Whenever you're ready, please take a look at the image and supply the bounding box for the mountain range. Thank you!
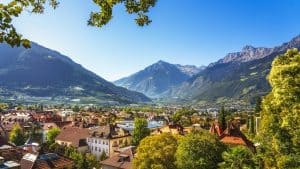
[115,35,300,105]
[1,35,300,106]
[0,42,150,104]
[114,61,204,98]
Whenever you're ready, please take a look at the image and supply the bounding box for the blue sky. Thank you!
[12,0,300,81]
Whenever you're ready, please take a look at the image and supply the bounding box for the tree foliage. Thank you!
[46,127,60,144]
[132,117,150,145]
[49,144,100,169]
[0,0,156,48]
[99,151,108,161]
[175,130,225,169]
[218,146,256,169]
[218,106,227,131]
[172,108,197,126]
[133,133,179,169]
[254,97,262,115]
[0,103,8,112]
[258,48,300,168]
[9,123,26,146]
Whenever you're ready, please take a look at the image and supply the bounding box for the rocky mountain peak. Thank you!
[242,45,256,52]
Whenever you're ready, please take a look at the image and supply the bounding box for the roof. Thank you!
[33,154,73,169]
[100,146,135,169]
[55,127,89,147]
[0,161,20,169]
[209,122,222,136]
[20,153,73,169]
[90,125,130,139]
[42,123,58,130]
[21,153,38,169]
[219,121,255,152]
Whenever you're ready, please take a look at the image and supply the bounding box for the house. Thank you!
[210,120,255,152]
[55,127,89,153]
[87,125,131,159]
[0,156,20,169]
[41,122,72,143]
[151,124,191,135]
[209,122,223,136]
[100,146,135,169]
[32,111,62,123]
[20,153,73,169]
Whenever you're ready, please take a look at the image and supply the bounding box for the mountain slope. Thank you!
[0,42,150,104]
[164,35,300,104]
[114,60,203,98]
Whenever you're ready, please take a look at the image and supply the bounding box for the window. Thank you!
[95,140,97,144]
[95,147,97,151]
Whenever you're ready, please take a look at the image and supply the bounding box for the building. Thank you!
[87,125,131,159]
[210,120,255,152]
[100,146,135,169]
[0,156,20,169]
[55,127,89,153]
[41,122,72,143]
[20,153,73,169]
[151,124,192,135]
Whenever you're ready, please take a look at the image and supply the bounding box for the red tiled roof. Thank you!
[219,121,255,152]
[55,127,89,147]
[220,136,247,146]
[100,147,135,169]
[33,155,73,169]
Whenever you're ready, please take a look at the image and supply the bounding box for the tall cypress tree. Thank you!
[218,106,227,131]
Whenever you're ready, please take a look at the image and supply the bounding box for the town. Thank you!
[0,103,261,169]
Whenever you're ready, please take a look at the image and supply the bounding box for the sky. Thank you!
[10,0,300,81]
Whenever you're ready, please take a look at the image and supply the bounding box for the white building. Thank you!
[87,125,131,160]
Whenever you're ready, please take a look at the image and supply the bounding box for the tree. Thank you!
[99,151,108,161]
[133,133,178,169]
[218,146,256,169]
[0,0,157,48]
[218,106,227,131]
[9,123,26,146]
[172,108,197,126]
[258,49,300,168]
[175,130,225,169]
[86,154,100,169]
[132,117,150,145]
[248,115,255,135]
[69,151,85,169]
[0,103,8,112]
[46,127,60,144]
[72,105,80,112]
[254,97,262,115]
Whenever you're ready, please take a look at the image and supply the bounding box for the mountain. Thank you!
[164,35,300,105]
[0,42,150,104]
[114,60,204,98]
